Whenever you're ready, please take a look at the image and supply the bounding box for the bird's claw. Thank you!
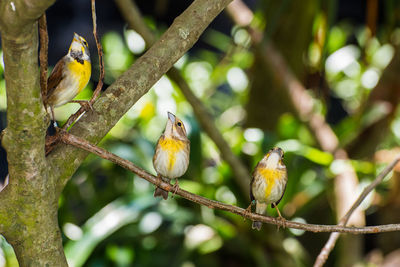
[244,203,253,222]
[271,203,286,231]
[70,100,93,112]
[171,179,179,197]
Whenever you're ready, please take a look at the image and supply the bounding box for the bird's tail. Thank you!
[252,202,268,231]
[154,176,170,200]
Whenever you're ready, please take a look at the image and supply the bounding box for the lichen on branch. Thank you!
[47,0,234,192]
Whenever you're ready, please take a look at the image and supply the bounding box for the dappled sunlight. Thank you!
[125,29,146,54]
[2,0,400,266]
[139,212,162,233]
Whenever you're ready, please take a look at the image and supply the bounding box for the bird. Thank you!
[248,147,288,230]
[43,32,91,121]
[153,112,190,200]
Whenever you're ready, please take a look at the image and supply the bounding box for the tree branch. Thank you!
[346,47,400,158]
[168,68,251,194]
[0,1,68,265]
[226,1,364,263]
[0,0,51,188]
[256,40,364,229]
[0,0,55,37]
[48,0,233,193]
[314,153,400,267]
[60,131,400,234]
[114,0,156,45]
[114,0,250,196]
[0,187,10,233]
[39,13,48,100]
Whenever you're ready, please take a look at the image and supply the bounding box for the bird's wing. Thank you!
[274,183,287,207]
[45,58,65,102]
[272,169,288,207]
[153,135,164,165]
[249,163,261,203]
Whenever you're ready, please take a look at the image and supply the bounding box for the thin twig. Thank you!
[314,153,400,267]
[49,0,234,192]
[39,13,48,102]
[168,68,251,194]
[39,13,54,156]
[59,131,400,234]
[88,0,105,103]
[226,1,365,263]
[62,0,104,130]
[114,0,251,196]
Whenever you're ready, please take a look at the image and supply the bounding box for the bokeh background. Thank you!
[1,0,400,266]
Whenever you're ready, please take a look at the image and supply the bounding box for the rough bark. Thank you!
[0,0,68,265]
[48,0,233,193]
[114,0,250,195]
[0,0,232,265]
[1,185,65,266]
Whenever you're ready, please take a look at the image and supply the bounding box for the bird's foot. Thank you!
[273,204,286,231]
[171,179,180,198]
[244,202,254,222]
[70,100,93,112]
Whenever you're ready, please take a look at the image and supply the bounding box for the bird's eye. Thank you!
[177,122,182,127]
[83,40,88,46]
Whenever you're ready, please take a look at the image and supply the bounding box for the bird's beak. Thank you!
[271,147,284,158]
[167,112,176,124]
[73,32,81,42]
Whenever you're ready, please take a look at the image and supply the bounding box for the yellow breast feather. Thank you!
[159,137,186,171]
[259,168,284,199]
[68,60,91,93]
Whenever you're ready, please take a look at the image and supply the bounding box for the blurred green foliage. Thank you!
[1,1,400,266]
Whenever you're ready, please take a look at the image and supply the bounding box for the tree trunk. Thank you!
[3,190,67,266]
[0,0,233,265]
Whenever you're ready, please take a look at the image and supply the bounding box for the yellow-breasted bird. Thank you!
[153,112,190,200]
[43,33,91,120]
[249,147,288,230]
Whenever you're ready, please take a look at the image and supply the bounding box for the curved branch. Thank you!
[226,1,365,263]
[226,1,369,264]
[169,69,251,194]
[314,153,400,267]
[346,47,400,158]
[115,0,250,196]
[60,131,400,235]
[48,0,233,193]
